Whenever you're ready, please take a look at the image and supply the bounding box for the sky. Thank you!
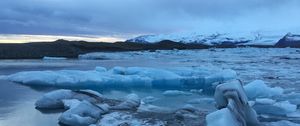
[0,0,300,43]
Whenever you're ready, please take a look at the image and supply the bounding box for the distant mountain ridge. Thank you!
[127,32,299,47]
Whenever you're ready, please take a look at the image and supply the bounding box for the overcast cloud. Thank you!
[0,0,300,38]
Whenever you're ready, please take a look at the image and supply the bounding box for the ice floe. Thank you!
[278,92,300,105]
[253,100,297,116]
[43,56,67,60]
[187,97,215,105]
[162,90,192,96]
[110,94,140,110]
[287,110,300,118]
[265,120,300,126]
[2,66,237,90]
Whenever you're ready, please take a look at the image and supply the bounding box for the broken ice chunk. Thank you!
[244,80,283,100]
[253,100,297,116]
[162,90,192,97]
[278,92,300,106]
[35,89,102,109]
[206,108,240,126]
[59,101,108,126]
[265,120,300,126]
[187,98,215,105]
[110,94,140,110]
[141,96,159,104]
[255,98,276,105]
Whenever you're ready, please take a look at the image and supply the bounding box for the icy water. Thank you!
[0,48,300,126]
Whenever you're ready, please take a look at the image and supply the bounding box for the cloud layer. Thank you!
[0,0,300,38]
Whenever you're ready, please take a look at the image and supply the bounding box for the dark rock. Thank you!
[275,33,300,48]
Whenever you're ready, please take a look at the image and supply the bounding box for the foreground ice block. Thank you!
[59,100,108,126]
[206,80,260,126]
[206,108,240,126]
[35,89,144,126]
[3,66,236,90]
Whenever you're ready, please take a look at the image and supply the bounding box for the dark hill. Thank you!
[275,33,300,48]
[0,39,209,59]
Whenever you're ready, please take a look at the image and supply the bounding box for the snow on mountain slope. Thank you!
[127,32,284,46]
[284,33,300,41]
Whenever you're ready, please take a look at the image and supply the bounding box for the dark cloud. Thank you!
[0,0,299,37]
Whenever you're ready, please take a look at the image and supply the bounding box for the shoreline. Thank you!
[0,39,297,59]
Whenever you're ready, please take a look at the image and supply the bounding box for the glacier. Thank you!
[127,31,285,46]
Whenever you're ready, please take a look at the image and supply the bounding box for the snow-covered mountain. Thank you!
[127,32,288,46]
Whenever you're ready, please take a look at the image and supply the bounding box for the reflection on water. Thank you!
[0,80,59,126]
[0,100,59,126]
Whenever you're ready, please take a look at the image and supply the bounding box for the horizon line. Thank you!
[0,34,126,43]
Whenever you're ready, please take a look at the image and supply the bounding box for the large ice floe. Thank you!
[1,66,237,90]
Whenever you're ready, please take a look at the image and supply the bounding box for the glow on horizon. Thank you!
[0,34,126,43]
